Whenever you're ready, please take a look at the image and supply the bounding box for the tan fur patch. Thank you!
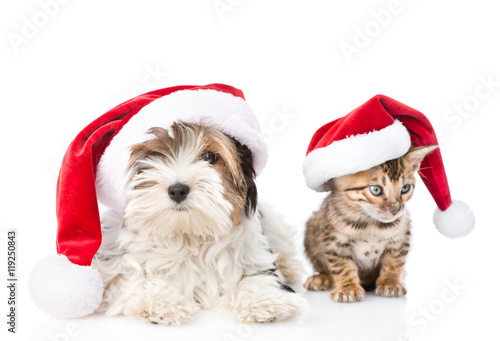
[204,131,248,226]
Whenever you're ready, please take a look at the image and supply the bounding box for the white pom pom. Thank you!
[433,200,475,238]
[29,254,103,318]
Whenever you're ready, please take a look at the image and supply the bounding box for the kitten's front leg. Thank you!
[324,252,365,303]
[375,241,409,297]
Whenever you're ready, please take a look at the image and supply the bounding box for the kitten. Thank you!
[304,145,437,302]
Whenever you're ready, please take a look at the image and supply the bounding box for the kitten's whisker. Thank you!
[418,173,431,183]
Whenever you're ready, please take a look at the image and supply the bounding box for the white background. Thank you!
[1,0,499,340]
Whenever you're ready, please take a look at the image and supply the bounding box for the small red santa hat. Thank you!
[29,84,268,318]
[303,94,475,239]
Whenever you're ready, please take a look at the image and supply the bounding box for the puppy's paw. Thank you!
[329,284,365,303]
[234,293,306,324]
[375,279,407,298]
[124,280,200,325]
[225,275,306,323]
[143,300,200,325]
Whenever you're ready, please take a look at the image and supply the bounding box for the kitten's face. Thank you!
[332,145,437,223]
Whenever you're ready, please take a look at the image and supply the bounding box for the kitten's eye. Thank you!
[401,184,411,194]
[369,185,383,196]
[201,151,218,165]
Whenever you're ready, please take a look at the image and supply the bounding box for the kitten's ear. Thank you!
[326,178,337,192]
[405,145,438,172]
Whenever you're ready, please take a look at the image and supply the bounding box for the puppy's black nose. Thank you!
[168,183,190,203]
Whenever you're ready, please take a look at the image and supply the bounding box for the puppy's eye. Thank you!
[401,184,411,194]
[201,151,217,165]
[369,185,383,196]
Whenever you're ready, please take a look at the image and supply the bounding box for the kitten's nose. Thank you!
[390,208,401,216]
[168,183,190,203]
[389,201,402,215]
[389,205,402,215]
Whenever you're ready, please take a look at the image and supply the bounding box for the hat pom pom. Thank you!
[29,254,103,318]
[433,200,475,238]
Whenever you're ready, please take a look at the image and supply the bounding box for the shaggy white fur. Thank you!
[259,202,305,285]
[95,207,305,324]
[93,126,305,324]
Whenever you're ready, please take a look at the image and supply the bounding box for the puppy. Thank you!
[93,122,305,324]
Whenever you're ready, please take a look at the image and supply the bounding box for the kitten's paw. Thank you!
[329,284,365,303]
[304,274,333,291]
[375,279,407,298]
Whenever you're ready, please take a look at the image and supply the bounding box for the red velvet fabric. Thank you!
[56,84,244,266]
[306,94,452,212]
[378,95,451,212]
[306,97,396,156]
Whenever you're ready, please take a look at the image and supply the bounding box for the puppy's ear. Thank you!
[233,139,257,216]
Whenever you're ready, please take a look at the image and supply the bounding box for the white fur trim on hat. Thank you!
[303,120,411,192]
[433,200,475,238]
[96,89,268,213]
[29,255,104,318]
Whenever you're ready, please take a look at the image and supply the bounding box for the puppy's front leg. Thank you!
[222,275,305,323]
[122,277,200,325]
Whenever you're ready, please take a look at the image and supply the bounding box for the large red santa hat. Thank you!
[303,94,475,239]
[29,83,268,318]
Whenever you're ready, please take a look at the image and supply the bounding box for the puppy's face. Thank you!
[124,122,257,238]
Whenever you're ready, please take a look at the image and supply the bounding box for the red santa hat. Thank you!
[29,84,268,318]
[303,94,475,239]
